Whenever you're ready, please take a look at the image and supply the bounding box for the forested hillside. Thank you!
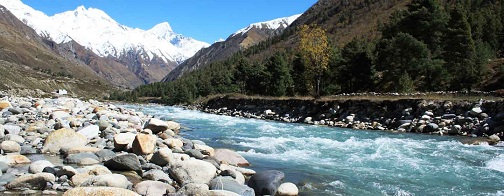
[112,0,504,104]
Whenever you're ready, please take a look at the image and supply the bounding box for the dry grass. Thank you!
[197,93,504,103]
[0,60,114,98]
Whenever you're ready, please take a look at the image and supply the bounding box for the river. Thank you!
[124,104,504,196]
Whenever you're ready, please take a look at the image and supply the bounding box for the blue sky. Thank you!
[21,0,317,43]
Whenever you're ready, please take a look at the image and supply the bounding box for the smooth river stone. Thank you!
[42,128,87,154]
[247,170,284,196]
[79,174,132,189]
[213,149,250,166]
[63,187,139,196]
[170,159,217,185]
[7,173,55,190]
[144,118,169,134]
[134,180,176,195]
[104,153,141,172]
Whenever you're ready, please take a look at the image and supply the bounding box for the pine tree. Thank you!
[443,4,479,90]
[382,0,448,57]
[375,33,432,92]
[339,39,374,93]
[291,55,309,95]
[265,52,293,96]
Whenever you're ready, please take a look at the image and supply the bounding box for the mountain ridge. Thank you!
[0,0,210,87]
[0,5,113,97]
[162,14,301,82]
[0,0,209,63]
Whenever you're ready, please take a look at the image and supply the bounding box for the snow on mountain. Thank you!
[232,14,301,36]
[0,0,209,64]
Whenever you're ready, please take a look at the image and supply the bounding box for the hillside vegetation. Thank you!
[113,0,504,104]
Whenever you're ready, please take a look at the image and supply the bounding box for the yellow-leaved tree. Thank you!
[298,24,330,98]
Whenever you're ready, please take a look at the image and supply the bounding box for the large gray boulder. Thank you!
[80,174,132,189]
[247,170,284,196]
[134,180,176,196]
[210,176,254,196]
[150,147,175,166]
[170,159,217,185]
[42,128,87,154]
[144,118,169,134]
[7,173,55,190]
[104,153,141,172]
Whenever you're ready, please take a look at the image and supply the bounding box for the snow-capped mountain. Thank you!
[0,0,209,64]
[232,14,301,36]
[163,14,301,82]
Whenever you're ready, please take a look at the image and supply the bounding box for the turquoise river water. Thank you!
[124,104,504,196]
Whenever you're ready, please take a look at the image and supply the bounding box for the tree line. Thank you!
[110,0,504,104]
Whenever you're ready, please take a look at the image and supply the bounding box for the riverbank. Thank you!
[136,102,504,195]
[0,92,298,196]
[194,94,504,145]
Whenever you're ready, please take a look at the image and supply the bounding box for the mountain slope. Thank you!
[0,0,210,86]
[0,5,112,97]
[291,0,411,44]
[162,14,300,82]
[165,0,410,82]
[43,39,145,88]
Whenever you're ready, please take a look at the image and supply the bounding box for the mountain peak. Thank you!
[148,22,174,37]
[66,5,115,23]
[233,14,302,36]
[75,5,86,12]
[0,0,209,64]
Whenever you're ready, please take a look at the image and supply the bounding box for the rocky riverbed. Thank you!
[199,96,504,145]
[0,92,298,196]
